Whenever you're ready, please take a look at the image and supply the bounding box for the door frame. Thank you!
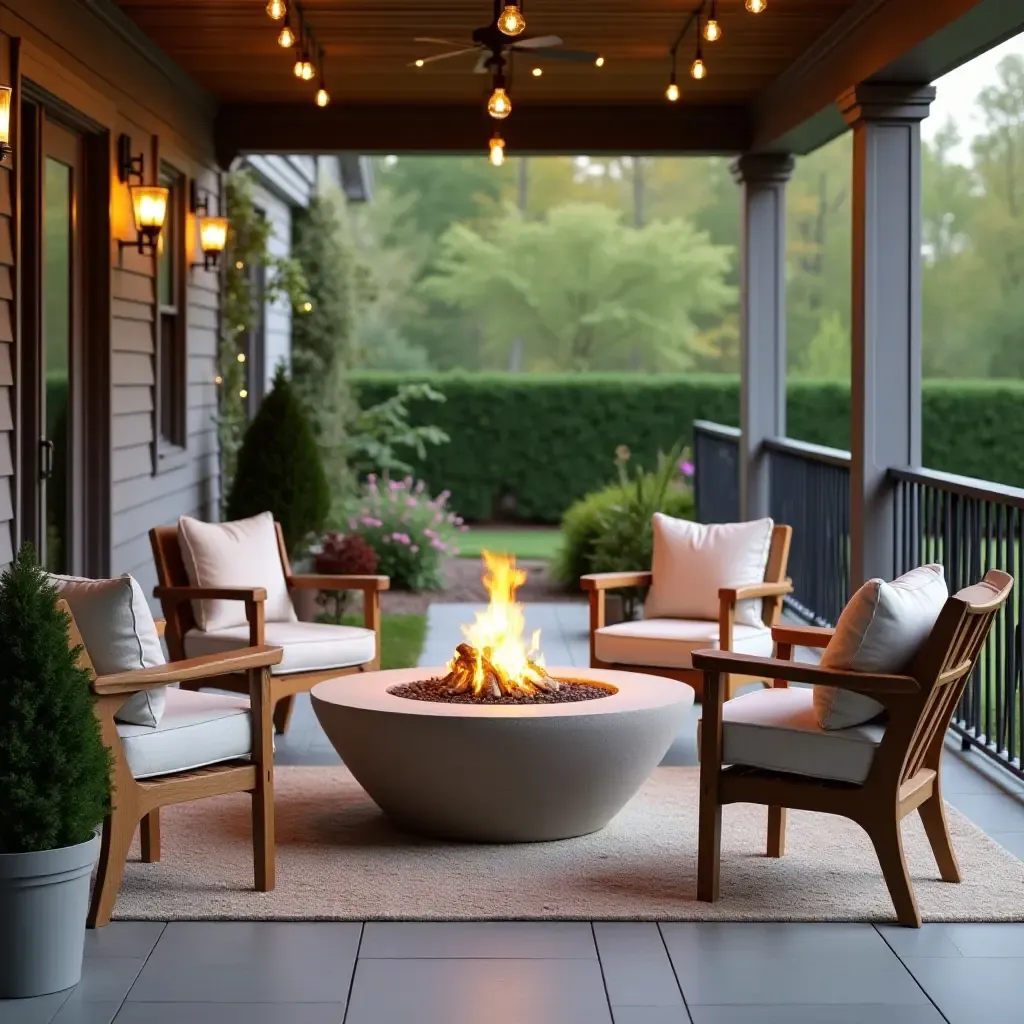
[17,83,110,577]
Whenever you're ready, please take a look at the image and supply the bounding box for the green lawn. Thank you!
[458,527,562,561]
[342,613,427,670]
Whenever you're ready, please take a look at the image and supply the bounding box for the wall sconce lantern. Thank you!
[0,86,13,162]
[118,134,168,255]
[191,181,228,271]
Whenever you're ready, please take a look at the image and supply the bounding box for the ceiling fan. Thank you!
[409,1,600,74]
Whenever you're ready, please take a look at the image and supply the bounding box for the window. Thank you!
[155,163,187,460]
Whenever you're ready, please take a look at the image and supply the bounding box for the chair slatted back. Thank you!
[900,570,1013,785]
[761,525,793,628]
[149,526,196,658]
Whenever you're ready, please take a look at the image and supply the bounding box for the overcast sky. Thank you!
[925,31,1024,163]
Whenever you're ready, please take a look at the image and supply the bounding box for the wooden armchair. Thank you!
[62,601,284,928]
[151,522,389,735]
[692,569,1013,927]
[582,524,793,700]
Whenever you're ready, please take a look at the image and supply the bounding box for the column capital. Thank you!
[838,83,936,127]
[730,153,795,186]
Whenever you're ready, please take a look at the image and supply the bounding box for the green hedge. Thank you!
[349,373,1024,523]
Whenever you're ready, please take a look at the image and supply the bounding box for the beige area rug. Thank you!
[113,766,1024,923]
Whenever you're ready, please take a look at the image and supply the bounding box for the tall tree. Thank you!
[421,202,735,372]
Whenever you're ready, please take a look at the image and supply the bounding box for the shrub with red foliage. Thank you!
[315,532,379,576]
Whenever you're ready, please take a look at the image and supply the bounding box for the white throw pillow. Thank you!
[644,514,774,628]
[178,512,296,631]
[52,574,167,728]
[815,563,948,730]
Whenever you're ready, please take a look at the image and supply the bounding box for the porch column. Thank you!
[840,84,934,586]
[731,153,794,522]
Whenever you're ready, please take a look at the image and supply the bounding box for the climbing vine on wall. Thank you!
[218,170,309,502]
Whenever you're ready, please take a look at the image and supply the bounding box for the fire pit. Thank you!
[311,553,693,842]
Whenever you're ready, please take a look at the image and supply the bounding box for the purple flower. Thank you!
[361,516,382,528]
[389,480,402,492]
[406,497,417,507]
[411,544,419,553]
[679,460,695,478]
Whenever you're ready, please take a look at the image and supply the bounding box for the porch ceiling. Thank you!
[110,0,1024,158]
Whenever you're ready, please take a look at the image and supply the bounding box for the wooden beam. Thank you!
[751,0,1024,154]
[214,103,752,164]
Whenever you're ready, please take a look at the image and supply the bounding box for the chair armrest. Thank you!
[153,585,267,604]
[581,571,653,591]
[288,574,390,593]
[718,579,793,603]
[771,624,835,649]
[91,645,284,695]
[690,649,920,695]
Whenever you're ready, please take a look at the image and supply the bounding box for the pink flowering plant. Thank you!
[345,474,465,591]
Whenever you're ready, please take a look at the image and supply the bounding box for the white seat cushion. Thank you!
[644,514,774,627]
[178,512,297,631]
[595,618,773,670]
[183,620,375,674]
[117,688,253,780]
[816,563,948,730]
[721,686,884,784]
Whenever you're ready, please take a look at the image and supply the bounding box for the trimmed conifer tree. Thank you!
[0,545,112,854]
[226,364,331,557]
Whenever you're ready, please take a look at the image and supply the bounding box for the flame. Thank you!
[454,551,547,695]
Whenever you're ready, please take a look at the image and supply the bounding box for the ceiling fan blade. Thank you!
[508,35,563,50]
[409,46,482,67]
[473,50,493,74]
[414,37,467,47]
[531,47,601,63]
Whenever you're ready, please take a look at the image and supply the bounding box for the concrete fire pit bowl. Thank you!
[311,666,694,842]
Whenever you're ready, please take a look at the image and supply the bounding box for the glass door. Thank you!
[21,111,84,575]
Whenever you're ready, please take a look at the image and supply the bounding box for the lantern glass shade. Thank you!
[130,185,169,243]
[0,85,11,157]
[199,216,228,256]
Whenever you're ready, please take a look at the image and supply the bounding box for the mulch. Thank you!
[379,557,584,615]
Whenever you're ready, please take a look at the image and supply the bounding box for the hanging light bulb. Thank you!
[595,55,605,67]
[489,133,506,167]
[414,59,425,67]
[278,21,295,48]
[531,67,543,77]
[691,31,707,80]
[301,58,315,81]
[745,0,767,12]
[316,86,330,107]
[497,4,526,37]
[704,1,722,41]
[266,0,286,22]
[666,76,680,103]
[293,57,305,77]
[487,73,512,119]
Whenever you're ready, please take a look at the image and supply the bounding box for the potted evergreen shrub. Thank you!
[226,363,331,560]
[0,546,112,997]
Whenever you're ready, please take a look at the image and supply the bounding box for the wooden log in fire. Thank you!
[440,643,562,697]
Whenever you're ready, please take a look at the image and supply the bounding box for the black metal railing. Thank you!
[693,420,740,524]
[892,467,1024,778]
[765,437,852,628]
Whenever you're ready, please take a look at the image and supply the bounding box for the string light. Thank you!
[666,76,679,102]
[414,59,425,67]
[235,260,244,270]
[237,353,247,363]
[293,57,305,77]
[595,55,605,67]
[497,4,526,37]
[239,389,249,399]
[278,24,295,48]
[704,0,722,41]
[487,73,512,119]
[489,133,506,167]
[214,375,223,385]
[531,67,543,77]
[266,0,286,21]
[316,86,329,106]
[745,0,767,12]
[303,301,313,312]
[691,25,707,80]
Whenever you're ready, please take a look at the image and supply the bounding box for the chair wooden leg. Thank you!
[250,667,276,892]
[697,669,725,903]
[919,792,961,883]
[88,806,137,929]
[767,806,787,858]
[272,694,295,735]
[869,822,921,927]
[140,810,161,863]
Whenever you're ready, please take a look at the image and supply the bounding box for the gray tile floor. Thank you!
[8,603,1024,1024]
